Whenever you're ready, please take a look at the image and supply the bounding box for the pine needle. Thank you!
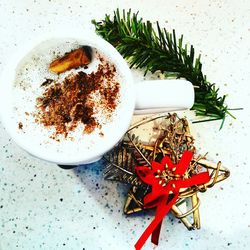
[92,9,234,128]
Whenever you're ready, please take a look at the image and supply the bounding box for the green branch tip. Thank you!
[92,9,234,128]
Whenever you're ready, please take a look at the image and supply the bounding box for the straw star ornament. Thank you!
[103,113,230,249]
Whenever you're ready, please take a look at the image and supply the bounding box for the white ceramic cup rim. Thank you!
[0,30,135,165]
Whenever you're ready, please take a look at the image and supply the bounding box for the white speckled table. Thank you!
[0,1,250,250]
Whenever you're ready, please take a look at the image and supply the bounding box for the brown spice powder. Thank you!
[35,59,120,138]
[18,122,23,130]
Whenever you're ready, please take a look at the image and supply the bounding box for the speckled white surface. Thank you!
[0,1,250,250]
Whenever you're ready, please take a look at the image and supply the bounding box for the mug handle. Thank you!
[134,79,194,114]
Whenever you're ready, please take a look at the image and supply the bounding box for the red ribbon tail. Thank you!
[151,220,162,245]
[134,195,178,250]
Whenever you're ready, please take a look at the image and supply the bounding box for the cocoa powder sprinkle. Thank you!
[18,122,23,130]
[35,57,120,138]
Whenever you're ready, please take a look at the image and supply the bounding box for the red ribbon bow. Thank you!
[135,151,210,250]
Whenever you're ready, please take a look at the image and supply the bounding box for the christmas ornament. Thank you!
[103,113,230,249]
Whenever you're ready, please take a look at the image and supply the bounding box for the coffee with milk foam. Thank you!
[12,38,128,163]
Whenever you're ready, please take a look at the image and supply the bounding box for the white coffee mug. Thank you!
[0,31,194,165]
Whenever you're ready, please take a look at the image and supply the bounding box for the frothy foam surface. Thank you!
[11,38,131,163]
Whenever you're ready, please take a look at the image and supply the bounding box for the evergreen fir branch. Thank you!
[92,9,233,126]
